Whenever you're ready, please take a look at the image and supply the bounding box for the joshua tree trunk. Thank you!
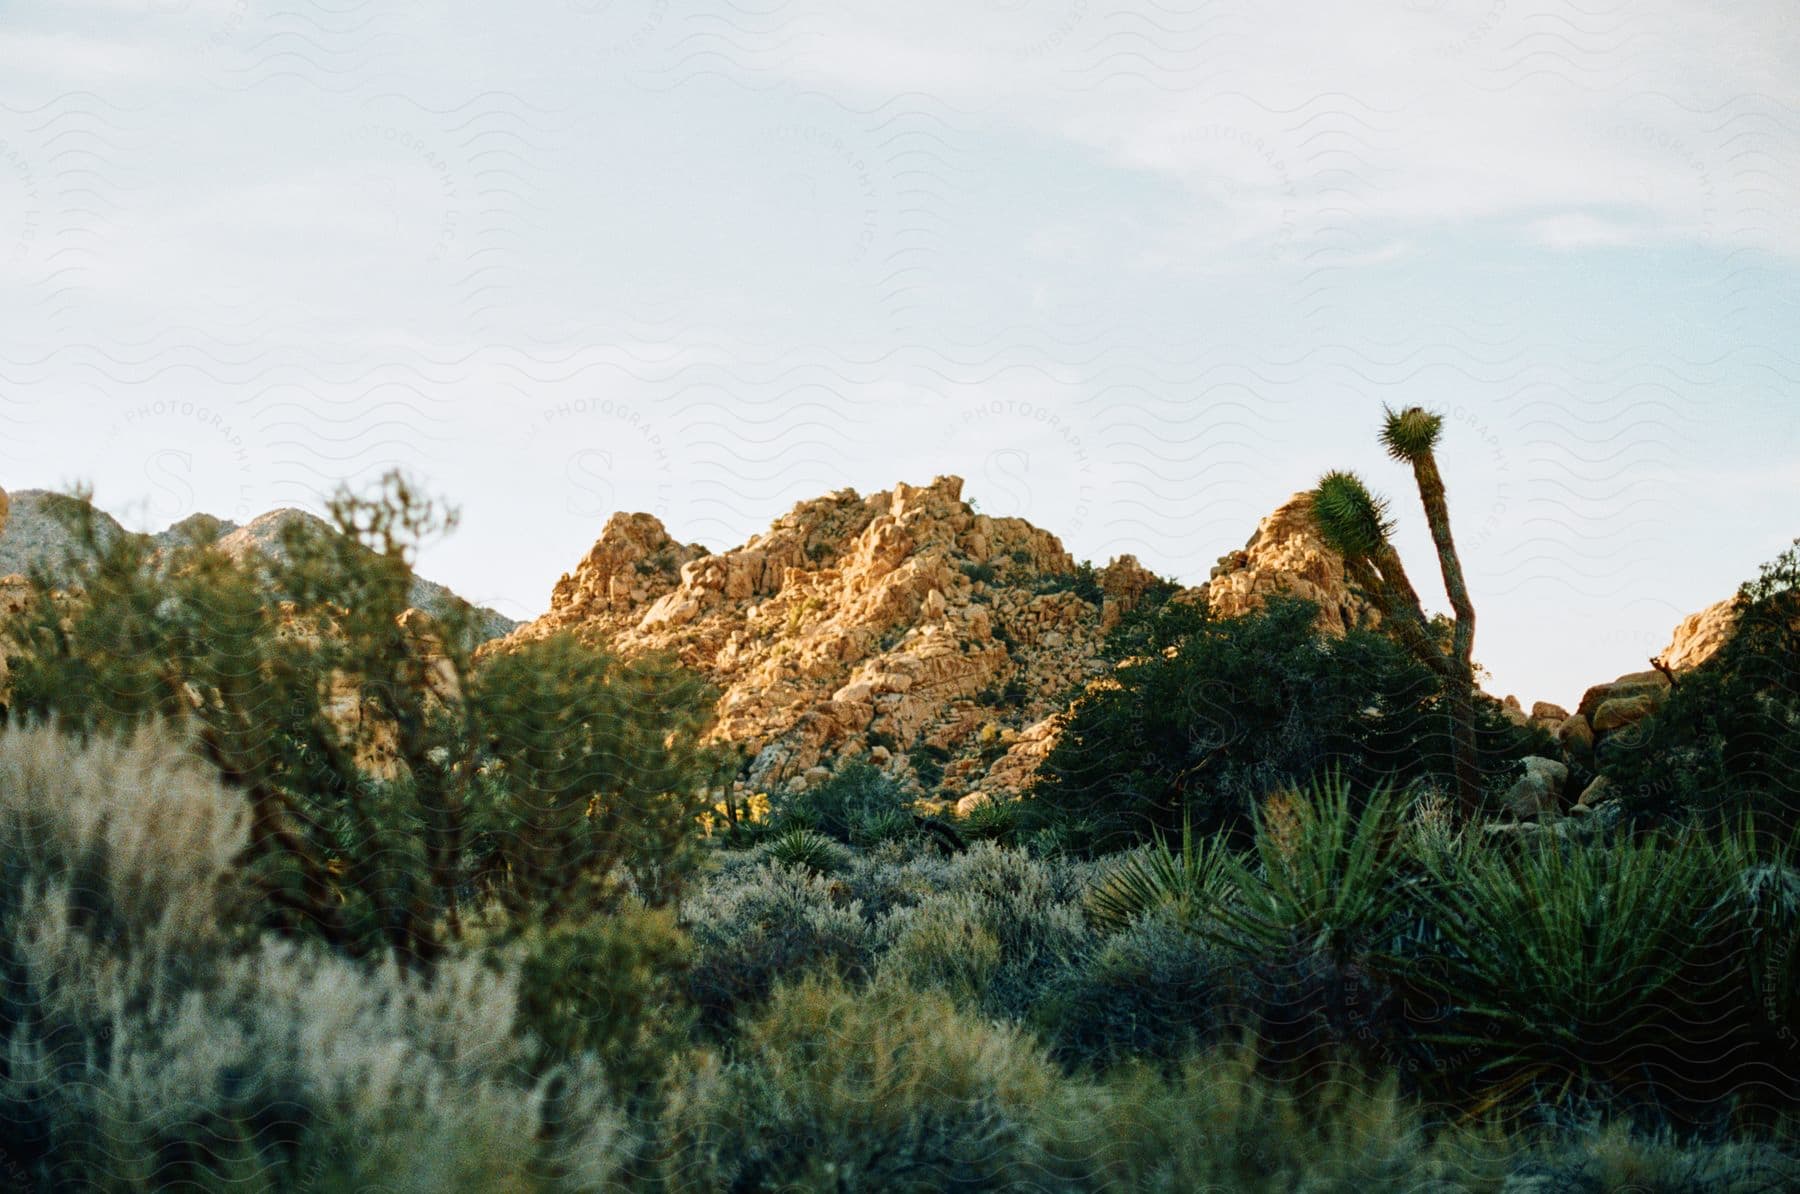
[1402,442,1482,819]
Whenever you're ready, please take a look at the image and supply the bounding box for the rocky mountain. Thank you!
[498,477,1395,807]
[499,476,1168,800]
[504,476,1768,814]
[1201,491,1380,635]
[0,489,516,644]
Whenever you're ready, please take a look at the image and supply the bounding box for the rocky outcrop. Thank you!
[500,476,1165,799]
[1198,492,1380,636]
[0,489,134,579]
[1656,597,1738,674]
[0,492,516,645]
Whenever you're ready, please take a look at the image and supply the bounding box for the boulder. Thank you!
[1574,774,1615,809]
[1531,701,1569,724]
[1657,597,1738,673]
[1576,670,1669,724]
[1503,756,1569,819]
[1554,715,1594,761]
[1592,693,1660,734]
[1500,695,1531,728]
[955,791,993,817]
[486,483,1456,802]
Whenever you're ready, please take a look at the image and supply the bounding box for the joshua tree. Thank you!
[1310,406,1481,816]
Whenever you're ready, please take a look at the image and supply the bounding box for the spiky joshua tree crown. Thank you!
[1379,405,1445,463]
[1310,470,1394,561]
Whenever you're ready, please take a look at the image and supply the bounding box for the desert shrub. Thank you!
[0,723,631,1192]
[1689,830,1800,1112]
[1025,596,1539,853]
[1,473,721,965]
[1029,561,1106,605]
[769,759,911,843]
[660,975,1073,1192]
[1207,778,1412,960]
[1604,539,1800,831]
[503,903,694,1101]
[1097,589,1210,663]
[1054,1050,1515,1192]
[959,560,997,584]
[681,861,874,1030]
[468,632,718,912]
[1184,780,1422,1079]
[1036,911,1239,1070]
[876,842,1091,1021]
[908,743,949,790]
[876,896,1002,1002]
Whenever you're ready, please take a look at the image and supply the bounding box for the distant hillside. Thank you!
[0,490,516,645]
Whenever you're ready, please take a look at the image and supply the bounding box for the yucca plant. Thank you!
[1087,821,1237,934]
[766,827,845,874]
[1310,404,1482,816]
[1696,822,1800,1107]
[1405,830,1734,1117]
[1204,776,1411,959]
[961,795,1021,843]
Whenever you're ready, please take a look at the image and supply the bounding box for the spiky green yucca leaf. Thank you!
[1379,405,1445,463]
[1204,776,1409,957]
[1310,471,1395,561]
[766,828,844,874]
[1088,821,1236,933]
[1403,830,1733,1105]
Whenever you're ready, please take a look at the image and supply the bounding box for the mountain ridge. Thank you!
[0,489,518,644]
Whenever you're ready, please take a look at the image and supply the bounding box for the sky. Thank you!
[1,0,1797,709]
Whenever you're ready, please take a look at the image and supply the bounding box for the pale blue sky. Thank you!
[2,1,1796,707]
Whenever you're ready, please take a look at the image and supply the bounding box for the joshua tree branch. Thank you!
[1409,453,1476,675]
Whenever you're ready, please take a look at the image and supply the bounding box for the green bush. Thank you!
[1026,597,1540,852]
[877,843,1091,1021]
[681,861,874,1030]
[1207,777,1412,960]
[1,475,721,965]
[960,794,1022,843]
[468,632,718,912]
[661,976,1072,1192]
[0,722,631,1193]
[908,743,949,791]
[769,759,911,843]
[504,903,693,1099]
[1029,561,1106,605]
[1603,538,1800,832]
[1086,822,1235,934]
[1037,911,1238,1070]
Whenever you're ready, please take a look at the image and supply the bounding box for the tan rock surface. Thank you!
[1656,597,1738,673]
[1198,492,1379,636]
[499,476,1163,795]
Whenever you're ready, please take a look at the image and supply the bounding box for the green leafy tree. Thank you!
[1310,405,1482,816]
[1,473,722,969]
[1024,597,1533,852]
